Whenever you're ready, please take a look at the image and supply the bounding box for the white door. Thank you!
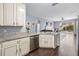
[0,4,3,26]
[3,3,14,26]
[16,4,25,26]
[59,21,77,56]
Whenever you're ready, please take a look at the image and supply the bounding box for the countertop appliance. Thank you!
[30,35,39,52]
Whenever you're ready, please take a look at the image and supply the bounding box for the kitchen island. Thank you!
[39,32,60,48]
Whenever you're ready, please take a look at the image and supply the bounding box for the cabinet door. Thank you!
[47,35,54,48]
[39,35,43,47]
[20,43,29,56]
[39,35,48,47]
[42,38,48,47]
[3,46,17,56]
[19,37,30,56]
[16,4,25,26]
[2,40,18,56]
[3,3,14,26]
[56,34,60,46]
[0,4,3,26]
[13,3,17,26]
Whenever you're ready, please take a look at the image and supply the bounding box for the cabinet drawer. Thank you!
[2,40,17,48]
[39,35,53,39]
[39,35,47,39]
[19,37,29,44]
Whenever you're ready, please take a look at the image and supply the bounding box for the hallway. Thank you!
[59,32,76,56]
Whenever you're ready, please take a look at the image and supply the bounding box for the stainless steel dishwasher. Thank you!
[30,35,39,52]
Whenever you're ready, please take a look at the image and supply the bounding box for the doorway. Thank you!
[59,20,77,56]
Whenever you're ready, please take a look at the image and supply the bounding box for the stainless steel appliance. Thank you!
[30,35,39,52]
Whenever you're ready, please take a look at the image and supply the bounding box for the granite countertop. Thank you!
[0,32,39,43]
[40,32,60,35]
[0,32,59,43]
[0,32,26,43]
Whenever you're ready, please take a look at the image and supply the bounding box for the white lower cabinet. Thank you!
[19,37,30,56]
[0,44,2,56]
[1,37,30,56]
[2,40,18,56]
[39,35,56,48]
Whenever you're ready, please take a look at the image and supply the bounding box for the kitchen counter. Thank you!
[0,32,39,43]
[40,32,60,35]
[0,32,59,43]
[0,32,26,43]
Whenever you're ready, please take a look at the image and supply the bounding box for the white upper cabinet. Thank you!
[0,4,3,26]
[0,3,25,26]
[3,3,14,26]
[13,4,17,26]
[16,4,26,26]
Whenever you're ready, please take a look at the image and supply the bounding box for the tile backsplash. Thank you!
[0,26,26,33]
[0,26,26,40]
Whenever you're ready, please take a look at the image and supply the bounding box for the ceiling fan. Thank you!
[52,3,59,6]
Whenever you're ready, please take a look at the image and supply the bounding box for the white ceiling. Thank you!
[26,3,79,21]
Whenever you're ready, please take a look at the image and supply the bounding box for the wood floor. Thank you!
[27,32,76,56]
[27,48,59,56]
